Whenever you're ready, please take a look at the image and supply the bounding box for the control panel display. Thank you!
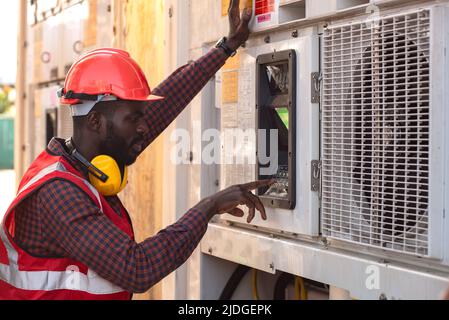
[256,50,296,209]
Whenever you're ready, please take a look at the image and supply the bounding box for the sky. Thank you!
[0,0,19,84]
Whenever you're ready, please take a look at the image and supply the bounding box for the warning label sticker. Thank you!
[255,0,275,15]
[254,0,276,25]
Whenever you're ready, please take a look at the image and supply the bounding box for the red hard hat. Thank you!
[59,48,163,105]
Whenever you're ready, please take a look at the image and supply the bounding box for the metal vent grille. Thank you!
[321,10,430,256]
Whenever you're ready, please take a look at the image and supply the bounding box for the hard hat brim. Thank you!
[60,94,165,106]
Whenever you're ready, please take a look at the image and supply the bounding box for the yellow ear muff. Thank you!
[88,155,128,196]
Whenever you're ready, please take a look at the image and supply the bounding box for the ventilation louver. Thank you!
[322,10,430,256]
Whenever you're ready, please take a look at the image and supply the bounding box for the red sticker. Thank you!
[257,13,272,23]
[255,0,275,16]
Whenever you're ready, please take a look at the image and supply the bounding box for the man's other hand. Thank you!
[195,179,275,224]
[226,0,252,52]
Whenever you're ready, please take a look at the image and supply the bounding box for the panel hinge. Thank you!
[311,72,322,104]
[311,160,321,192]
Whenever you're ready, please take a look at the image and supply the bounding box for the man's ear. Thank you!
[86,111,103,133]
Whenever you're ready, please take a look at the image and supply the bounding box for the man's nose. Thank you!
[136,119,149,136]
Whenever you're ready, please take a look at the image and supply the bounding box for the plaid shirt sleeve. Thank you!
[142,47,228,146]
[38,180,210,293]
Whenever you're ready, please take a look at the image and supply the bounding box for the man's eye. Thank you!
[129,115,140,122]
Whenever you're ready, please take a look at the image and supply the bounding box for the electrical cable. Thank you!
[274,272,311,300]
[251,269,260,300]
[302,279,308,300]
[219,265,250,300]
[295,276,308,300]
[294,276,301,300]
[273,272,293,300]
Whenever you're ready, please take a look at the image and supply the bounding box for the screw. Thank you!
[264,35,271,43]
[292,30,298,38]
[208,247,213,254]
[321,237,329,247]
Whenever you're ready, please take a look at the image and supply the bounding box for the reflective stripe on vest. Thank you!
[0,162,124,295]
[17,162,103,212]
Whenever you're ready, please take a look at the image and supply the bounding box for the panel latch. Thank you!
[311,160,321,192]
[311,72,322,104]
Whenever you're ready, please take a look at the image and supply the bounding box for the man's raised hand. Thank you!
[226,0,253,52]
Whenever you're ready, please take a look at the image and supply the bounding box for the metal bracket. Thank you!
[311,72,322,104]
[311,160,321,192]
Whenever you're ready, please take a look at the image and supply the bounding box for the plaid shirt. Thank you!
[13,48,228,293]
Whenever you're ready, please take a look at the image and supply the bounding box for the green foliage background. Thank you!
[0,87,13,114]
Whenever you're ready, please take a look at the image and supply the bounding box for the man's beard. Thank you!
[98,120,138,167]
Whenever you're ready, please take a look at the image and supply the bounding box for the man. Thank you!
[0,1,273,300]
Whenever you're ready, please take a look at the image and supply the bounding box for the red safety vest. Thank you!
[0,150,134,300]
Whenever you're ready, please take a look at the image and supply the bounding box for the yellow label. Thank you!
[222,71,239,104]
[221,52,240,104]
[222,0,253,17]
